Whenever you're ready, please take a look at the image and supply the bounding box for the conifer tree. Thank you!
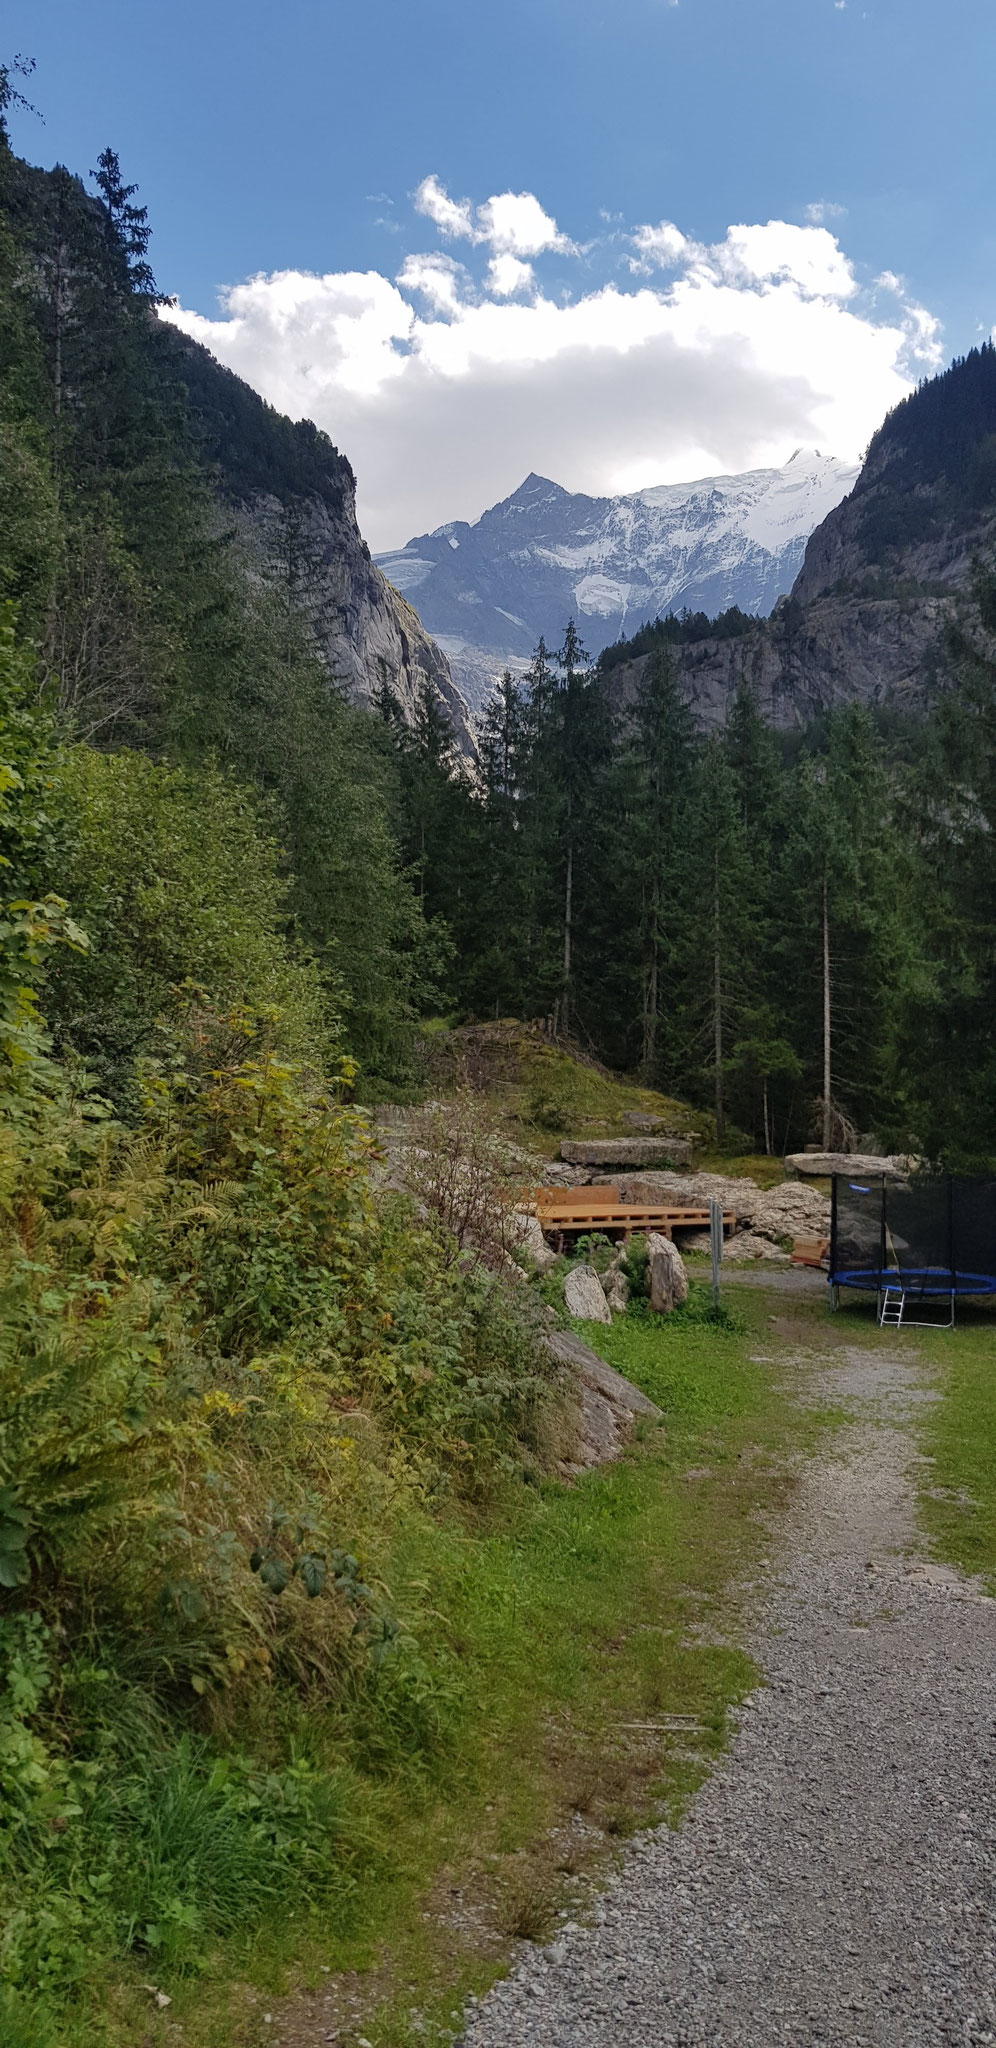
[684,738,755,1142]
[629,642,696,1082]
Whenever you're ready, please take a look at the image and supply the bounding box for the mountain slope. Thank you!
[376,451,858,709]
[601,346,996,732]
[164,329,476,756]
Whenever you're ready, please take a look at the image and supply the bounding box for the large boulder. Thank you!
[511,1210,558,1274]
[561,1137,693,1169]
[784,1150,919,1180]
[645,1231,689,1309]
[544,1328,661,1471]
[564,1264,612,1323]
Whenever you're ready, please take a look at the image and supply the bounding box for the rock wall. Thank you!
[238,492,477,759]
[606,587,960,734]
[166,326,477,759]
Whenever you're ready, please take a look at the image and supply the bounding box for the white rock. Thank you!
[603,1270,630,1315]
[564,1264,613,1323]
[645,1231,689,1306]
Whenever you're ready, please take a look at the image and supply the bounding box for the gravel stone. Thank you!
[461,1336,996,2047]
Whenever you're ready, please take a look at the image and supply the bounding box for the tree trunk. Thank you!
[713,853,724,1143]
[763,1074,771,1156]
[562,838,573,1036]
[822,872,832,1150]
[641,873,659,1077]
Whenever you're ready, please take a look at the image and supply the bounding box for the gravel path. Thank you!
[461,1338,996,2047]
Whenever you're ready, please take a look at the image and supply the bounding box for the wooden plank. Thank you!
[791,1235,830,1268]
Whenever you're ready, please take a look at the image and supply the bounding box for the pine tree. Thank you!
[90,147,166,301]
[629,642,696,1083]
[684,739,755,1143]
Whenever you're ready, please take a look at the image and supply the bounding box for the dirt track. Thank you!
[462,1322,996,2047]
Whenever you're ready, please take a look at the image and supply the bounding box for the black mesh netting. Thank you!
[831,1174,996,1294]
[832,1175,886,1281]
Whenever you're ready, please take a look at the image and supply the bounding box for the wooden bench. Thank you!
[519,1185,736,1242]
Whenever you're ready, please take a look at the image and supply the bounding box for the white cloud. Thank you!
[164,191,943,550]
[415,174,575,255]
[477,190,574,256]
[718,221,857,299]
[630,219,691,271]
[396,251,468,314]
[804,199,847,226]
[874,271,943,365]
[415,173,475,240]
[487,252,535,297]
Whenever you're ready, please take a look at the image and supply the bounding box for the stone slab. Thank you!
[560,1137,693,1169]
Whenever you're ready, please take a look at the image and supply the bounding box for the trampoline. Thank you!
[829,1173,996,1326]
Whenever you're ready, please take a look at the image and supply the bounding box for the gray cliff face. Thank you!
[792,440,991,609]
[239,490,476,759]
[604,591,957,733]
[166,327,476,758]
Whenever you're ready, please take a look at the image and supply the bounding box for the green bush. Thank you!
[45,747,334,1103]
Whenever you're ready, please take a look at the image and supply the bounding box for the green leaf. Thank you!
[295,1552,327,1598]
[259,1557,290,1595]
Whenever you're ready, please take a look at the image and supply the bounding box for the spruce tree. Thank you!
[629,642,696,1083]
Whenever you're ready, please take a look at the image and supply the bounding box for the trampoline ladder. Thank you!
[879,1287,906,1328]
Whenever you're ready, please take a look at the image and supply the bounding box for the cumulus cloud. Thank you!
[414,173,475,240]
[629,219,691,272]
[717,221,857,299]
[415,174,575,255]
[164,184,943,549]
[487,252,535,297]
[396,251,467,315]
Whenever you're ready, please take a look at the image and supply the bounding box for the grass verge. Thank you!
[83,1285,808,2048]
[912,1305,996,1585]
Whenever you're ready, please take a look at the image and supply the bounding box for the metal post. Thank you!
[709,1198,723,1311]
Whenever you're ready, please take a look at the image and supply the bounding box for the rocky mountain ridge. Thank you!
[376,451,858,711]
[605,347,996,730]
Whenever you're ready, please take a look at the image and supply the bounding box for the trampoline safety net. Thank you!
[830,1174,996,1297]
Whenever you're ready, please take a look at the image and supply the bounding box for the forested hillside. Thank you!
[0,71,576,2044]
[371,575,996,1169]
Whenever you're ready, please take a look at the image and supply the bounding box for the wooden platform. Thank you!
[519,1185,736,1241]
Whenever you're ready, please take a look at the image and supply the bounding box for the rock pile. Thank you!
[616,1170,830,1260]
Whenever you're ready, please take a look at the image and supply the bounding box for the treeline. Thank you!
[596,605,763,674]
[0,81,443,1094]
[378,612,996,1169]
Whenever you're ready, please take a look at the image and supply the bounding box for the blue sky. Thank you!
[7,1,994,544]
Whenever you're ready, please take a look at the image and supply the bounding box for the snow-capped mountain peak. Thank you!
[375,451,859,710]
